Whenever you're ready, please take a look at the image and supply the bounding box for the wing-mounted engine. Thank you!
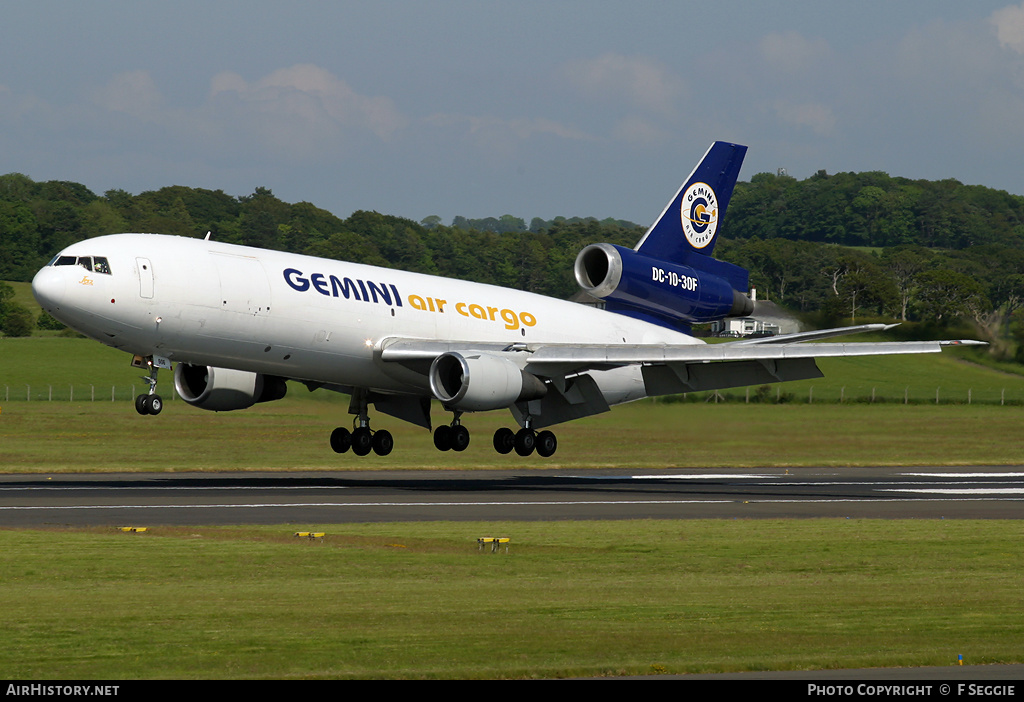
[574,243,752,329]
[174,363,288,411]
[429,351,547,411]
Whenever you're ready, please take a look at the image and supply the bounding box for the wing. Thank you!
[380,325,981,376]
[378,326,984,428]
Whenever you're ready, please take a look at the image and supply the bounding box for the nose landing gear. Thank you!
[134,356,166,416]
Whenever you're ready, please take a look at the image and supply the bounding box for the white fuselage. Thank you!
[32,233,706,408]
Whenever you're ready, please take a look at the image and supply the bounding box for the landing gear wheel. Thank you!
[514,428,536,456]
[433,425,452,451]
[330,427,352,453]
[372,430,394,456]
[136,394,163,415]
[450,425,470,452]
[493,427,515,454]
[352,427,374,456]
[535,430,557,458]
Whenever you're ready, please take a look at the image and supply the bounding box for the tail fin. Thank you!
[634,141,746,262]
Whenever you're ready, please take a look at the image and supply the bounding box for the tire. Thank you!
[352,427,373,456]
[330,427,352,453]
[372,429,394,456]
[147,395,163,415]
[492,427,515,454]
[535,430,557,458]
[433,425,452,451]
[514,428,536,456]
[450,425,470,452]
[135,394,149,415]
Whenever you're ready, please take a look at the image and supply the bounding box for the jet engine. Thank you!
[174,363,288,411]
[574,243,753,330]
[429,351,547,412]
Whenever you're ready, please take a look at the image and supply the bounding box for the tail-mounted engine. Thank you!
[574,141,752,331]
[174,363,288,411]
[574,243,753,330]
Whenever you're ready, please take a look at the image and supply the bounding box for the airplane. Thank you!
[31,141,982,458]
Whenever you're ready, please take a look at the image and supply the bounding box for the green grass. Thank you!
[3,400,1024,471]
[1,520,1021,679]
[6,337,1024,403]
[5,280,43,317]
[783,350,1024,404]
[4,337,1024,471]
[2,338,1024,679]
[1,338,142,396]
[6,337,1024,470]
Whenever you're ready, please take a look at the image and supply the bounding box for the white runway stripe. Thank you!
[881,488,1024,495]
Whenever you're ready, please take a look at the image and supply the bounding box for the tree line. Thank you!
[2,169,1024,354]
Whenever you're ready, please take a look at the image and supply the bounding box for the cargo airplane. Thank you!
[31,142,980,458]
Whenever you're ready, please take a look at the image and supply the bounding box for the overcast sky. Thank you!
[2,1,1024,226]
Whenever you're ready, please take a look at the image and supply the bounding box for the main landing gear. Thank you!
[433,412,470,452]
[326,392,558,458]
[330,423,393,457]
[433,412,558,458]
[492,426,557,457]
[330,389,393,457]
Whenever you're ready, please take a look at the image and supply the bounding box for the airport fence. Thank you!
[656,384,1024,406]
[5,383,1024,406]
[4,385,177,403]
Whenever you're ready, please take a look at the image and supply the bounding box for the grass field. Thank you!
[3,336,1024,470]
[1,520,1022,679]
[3,399,1024,471]
[3,335,1024,679]
[6,332,1024,404]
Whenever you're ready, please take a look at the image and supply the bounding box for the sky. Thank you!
[2,1,1024,227]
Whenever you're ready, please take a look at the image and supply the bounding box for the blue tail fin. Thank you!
[634,141,746,262]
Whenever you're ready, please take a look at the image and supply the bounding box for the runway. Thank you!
[1,466,1022,527]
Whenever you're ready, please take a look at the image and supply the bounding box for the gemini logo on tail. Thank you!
[680,182,719,250]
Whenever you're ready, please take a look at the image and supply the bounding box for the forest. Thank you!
[1,169,1023,357]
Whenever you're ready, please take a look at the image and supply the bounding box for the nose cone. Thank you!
[32,266,67,311]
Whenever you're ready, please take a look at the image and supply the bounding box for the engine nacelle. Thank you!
[574,243,753,328]
[429,352,547,412]
[173,363,288,412]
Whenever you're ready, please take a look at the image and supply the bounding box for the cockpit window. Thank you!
[51,255,112,275]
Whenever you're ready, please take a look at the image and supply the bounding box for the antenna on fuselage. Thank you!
[204,231,212,241]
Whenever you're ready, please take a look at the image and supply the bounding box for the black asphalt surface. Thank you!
[1,465,1022,527]
[4,466,1022,682]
